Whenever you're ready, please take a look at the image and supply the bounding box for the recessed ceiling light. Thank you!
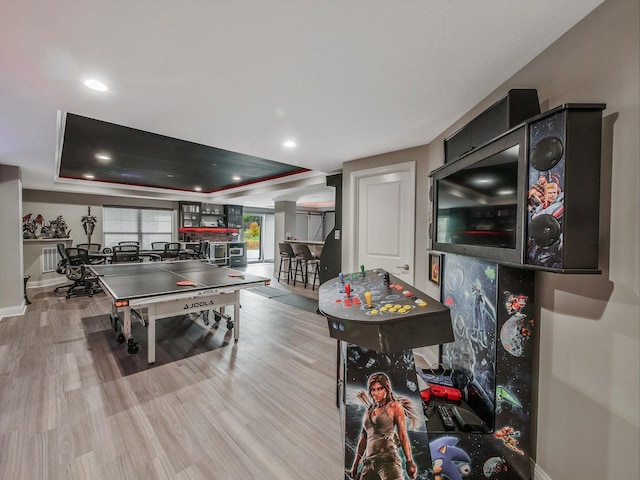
[167,174,174,178]
[84,79,108,91]
[282,140,296,149]
[83,173,95,179]
[95,153,111,161]
[232,176,241,181]
[473,176,495,185]
[194,186,202,192]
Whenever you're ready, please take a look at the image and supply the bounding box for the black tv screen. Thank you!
[431,126,527,265]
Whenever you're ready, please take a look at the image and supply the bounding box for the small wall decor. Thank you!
[82,206,97,244]
[40,222,53,238]
[22,213,45,239]
[49,216,70,238]
[429,252,441,285]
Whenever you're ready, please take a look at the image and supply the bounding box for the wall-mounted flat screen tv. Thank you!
[430,126,528,265]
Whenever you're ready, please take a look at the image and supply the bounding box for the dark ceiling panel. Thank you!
[59,113,309,193]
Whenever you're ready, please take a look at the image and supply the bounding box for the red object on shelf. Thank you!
[420,388,432,402]
[179,227,239,234]
[428,383,462,401]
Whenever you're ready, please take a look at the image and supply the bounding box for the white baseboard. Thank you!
[0,302,27,320]
[531,458,553,480]
[29,278,67,289]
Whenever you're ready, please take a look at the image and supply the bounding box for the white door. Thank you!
[351,162,415,284]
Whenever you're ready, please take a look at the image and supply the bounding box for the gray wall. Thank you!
[20,190,178,286]
[0,165,24,316]
[343,0,639,478]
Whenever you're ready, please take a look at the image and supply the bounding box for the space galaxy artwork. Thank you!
[427,253,535,480]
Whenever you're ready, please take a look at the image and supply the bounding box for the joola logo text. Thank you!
[184,300,216,310]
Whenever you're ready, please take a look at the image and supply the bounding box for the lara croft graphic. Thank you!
[348,373,418,479]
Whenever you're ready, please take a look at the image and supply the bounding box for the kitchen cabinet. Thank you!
[179,202,201,227]
[224,205,243,229]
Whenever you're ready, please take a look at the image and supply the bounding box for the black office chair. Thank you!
[118,241,140,246]
[195,240,209,259]
[291,244,320,290]
[53,243,75,294]
[278,242,295,284]
[76,243,101,253]
[54,247,101,298]
[112,244,141,263]
[76,243,106,264]
[161,242,181,260]
[151,241,168,252]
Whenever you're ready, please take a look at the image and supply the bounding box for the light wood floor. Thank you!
[0,263,342,479]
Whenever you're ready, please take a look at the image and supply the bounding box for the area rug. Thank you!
[248,285,290,298]
[271,293,320,314]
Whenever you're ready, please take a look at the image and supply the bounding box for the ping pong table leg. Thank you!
[123,307,140,355]
[110,303,120,331]
[147,304,156,365]
[233,290,240,343]
[123,307,131,340]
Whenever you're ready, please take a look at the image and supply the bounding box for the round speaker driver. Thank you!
[529,214,561,247]
[531,136,563,171]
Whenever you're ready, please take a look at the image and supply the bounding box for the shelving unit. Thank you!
[201,203,226,227]
[224,205,243,229]
[178,202,243,241]
[179,202,201,228]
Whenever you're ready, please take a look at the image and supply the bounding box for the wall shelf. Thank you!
[23,237,74,242]
[178,227,238,234]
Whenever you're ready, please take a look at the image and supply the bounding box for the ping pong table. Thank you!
[90,260,269,365]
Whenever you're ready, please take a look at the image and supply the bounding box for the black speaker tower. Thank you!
[525,104,606,272]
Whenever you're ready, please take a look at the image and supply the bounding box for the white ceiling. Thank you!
[0,0,603,209]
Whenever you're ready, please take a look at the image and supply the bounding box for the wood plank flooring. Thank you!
[0,263,342,479]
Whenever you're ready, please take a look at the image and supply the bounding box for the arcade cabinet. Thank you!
[320,268,454,479]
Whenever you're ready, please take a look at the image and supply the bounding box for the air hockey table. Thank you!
[90,260,269,364]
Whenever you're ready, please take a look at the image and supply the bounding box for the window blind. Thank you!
[103,206,173,249]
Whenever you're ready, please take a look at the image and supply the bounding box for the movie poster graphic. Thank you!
[527,110,567,268]
[428,253,535,480]
[344,345,433,480]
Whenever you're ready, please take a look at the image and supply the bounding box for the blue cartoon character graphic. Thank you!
[430,436,471,480]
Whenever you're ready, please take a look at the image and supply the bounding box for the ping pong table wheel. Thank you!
[226,320,234,330]
[117,333,125,344]
[212,313,221,329]
[126,338,139,354]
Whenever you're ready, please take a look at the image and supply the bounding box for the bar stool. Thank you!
[278,243,295,283]
[291,244,320,290]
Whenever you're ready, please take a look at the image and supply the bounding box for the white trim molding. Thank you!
[531,458,553,480]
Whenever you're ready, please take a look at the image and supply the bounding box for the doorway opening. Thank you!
[243,213,275,263]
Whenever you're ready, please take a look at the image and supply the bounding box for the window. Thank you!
[103,206,173,249]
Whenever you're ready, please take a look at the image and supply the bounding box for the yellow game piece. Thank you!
[370,309,379,315]
[418,301,427,307]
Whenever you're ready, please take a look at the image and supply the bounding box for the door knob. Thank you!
[396,264,410,271]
